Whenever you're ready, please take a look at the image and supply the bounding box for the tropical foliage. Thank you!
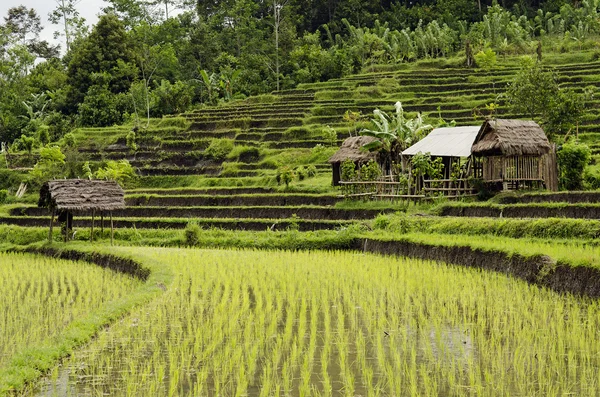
[1,1,600,143]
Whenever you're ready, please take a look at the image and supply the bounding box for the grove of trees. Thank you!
[1,0,600,145]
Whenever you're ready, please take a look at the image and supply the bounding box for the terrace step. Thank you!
[0,216,354,232]
[125,194,340,207]
[494,191,600,204]
[13,206,392,221]
[439,203,600,220]
[137,166,222,176]
[126,187,278,195]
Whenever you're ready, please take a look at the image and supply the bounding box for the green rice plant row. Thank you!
[37,248,600,396]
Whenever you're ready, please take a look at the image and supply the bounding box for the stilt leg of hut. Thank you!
[64,212,68,243]
[91,210,95,242]
[110,212,114,246]
[48,209,55,243]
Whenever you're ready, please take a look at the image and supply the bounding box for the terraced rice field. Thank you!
[437,191,600,220]
[4,53,600,234]
[34,248,600,397]
[0,252,142,370]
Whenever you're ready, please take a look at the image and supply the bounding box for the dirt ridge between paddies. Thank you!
[0,244,173,396]
[438,202,600,220]
[362,235,600,299]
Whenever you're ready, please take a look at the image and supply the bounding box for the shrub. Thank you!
[62,133,76,148]
[16,134,37,154]
[359,159,381,181]
[558,142,591,190]
[306,165,318,178]
[324,125,337,147]
[277,166,295,187]
[29,146,66,186]
[37,125,50,146]
[184,222,201,246]
[584,166,600,190]
[295,166,307,181]
[474,48,497,70]
[151,80,194,116]
[204,138,234,161]
[341,159,356,181]
[0,169,22,190]
[95,160,137,187]
[0,189,7,204]
[78,75,129,127]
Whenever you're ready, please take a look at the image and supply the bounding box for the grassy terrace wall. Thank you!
[125,193,339,207]
[12,206,390,221]
[494,191,600,204]
[438,203,600,219]
[362,237,600,298]
[0,216,354,232]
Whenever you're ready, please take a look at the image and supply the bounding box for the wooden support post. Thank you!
[48,208,55,243]
[101,212,104,233]
[91,210,95,242]
[110,212,114,246]
[64,211,68,243]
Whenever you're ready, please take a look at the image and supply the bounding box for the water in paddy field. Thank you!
[35,322,476,396]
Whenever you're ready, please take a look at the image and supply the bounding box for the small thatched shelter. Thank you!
[471,119,558,191]
[328,136,379,186]
[39,179,125,244]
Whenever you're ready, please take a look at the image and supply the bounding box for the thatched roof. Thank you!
[471,119,551,156]
[328,136,378,164]
[38,179,125,211]
[402,126,480,157]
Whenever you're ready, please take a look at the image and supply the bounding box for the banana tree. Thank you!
[198,69,220,105]
[360,101,432,175]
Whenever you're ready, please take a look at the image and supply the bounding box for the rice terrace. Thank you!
[4,0,600,396]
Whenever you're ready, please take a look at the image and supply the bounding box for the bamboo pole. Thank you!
[64,211,68,243]
[48,208,55,243]
[110,212,114,246]
[91,210,95,242]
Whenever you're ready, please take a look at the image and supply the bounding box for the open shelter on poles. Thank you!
[38,179,125,242]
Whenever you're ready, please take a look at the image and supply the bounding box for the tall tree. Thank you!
[48,0,88,52]
[3,6,42,45]
[66,13,136,110]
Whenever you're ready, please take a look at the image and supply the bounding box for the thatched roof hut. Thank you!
[328,136,379,186]
[328,136,378,164]
[39,179,125,244]
[39,179,125,211]
[471,119,557,191]
[472,119,551,156]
